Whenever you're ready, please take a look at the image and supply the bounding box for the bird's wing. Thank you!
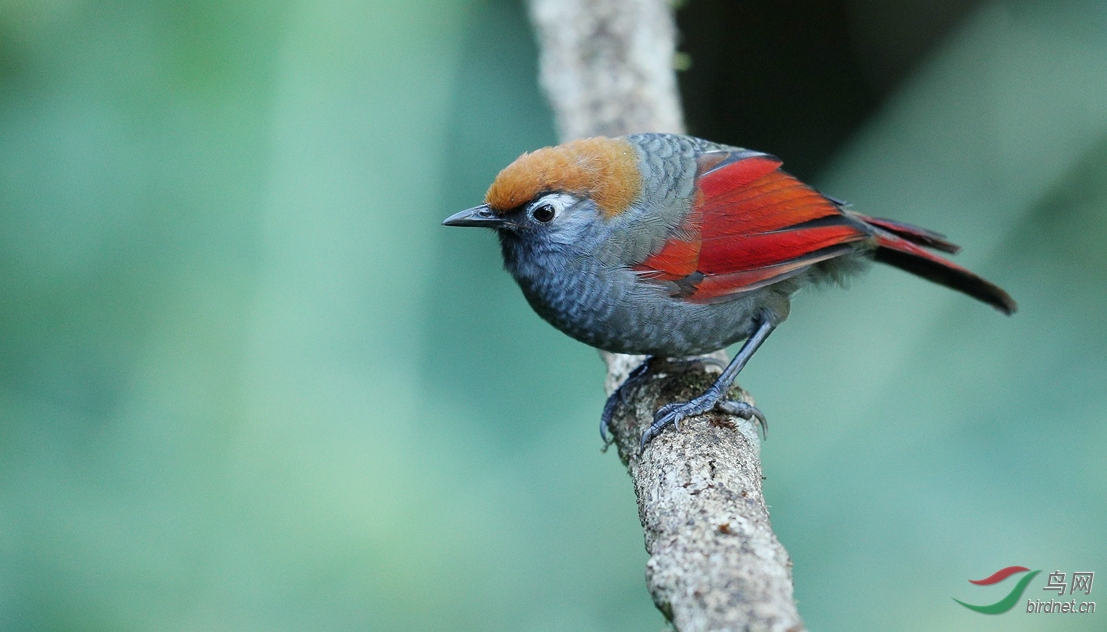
[633,150,870,303]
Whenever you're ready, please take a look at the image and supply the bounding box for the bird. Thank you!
[443,134,1016,447]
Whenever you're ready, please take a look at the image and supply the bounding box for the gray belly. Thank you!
[513,259,781,356]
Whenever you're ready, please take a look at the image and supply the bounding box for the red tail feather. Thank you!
[852,212,961,254]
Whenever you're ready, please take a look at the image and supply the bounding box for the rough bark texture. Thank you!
[527,1,806,630]
[529,0,684,139]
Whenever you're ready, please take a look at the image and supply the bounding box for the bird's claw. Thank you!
[641,393,717,447]
[604,354,767,450]
[716,399,768,439]
[599,396,619,450]
[641,396,767,447]
[600,356,653,449]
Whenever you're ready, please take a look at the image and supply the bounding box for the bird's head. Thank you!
[442,137,642,246]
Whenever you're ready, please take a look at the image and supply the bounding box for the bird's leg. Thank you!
[641,318,777,447]
[600,354,729,448]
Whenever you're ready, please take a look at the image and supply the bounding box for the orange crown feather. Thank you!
[485,137,642,219]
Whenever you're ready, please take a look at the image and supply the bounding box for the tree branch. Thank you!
[526,1,805,630]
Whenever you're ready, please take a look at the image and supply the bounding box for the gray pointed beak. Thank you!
[442,204,505,228]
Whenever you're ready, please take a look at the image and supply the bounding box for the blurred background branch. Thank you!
[528,1,803,629]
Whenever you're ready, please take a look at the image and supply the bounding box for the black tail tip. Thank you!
[873,247,1018,316]
[994,293,1018,316]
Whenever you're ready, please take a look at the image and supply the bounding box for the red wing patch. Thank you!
[637,235,701,280]
[634,152,867,302]
[697,153,782,197]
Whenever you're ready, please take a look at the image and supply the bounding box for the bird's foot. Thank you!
[600,355,728,449]
[600,357,653,449]
[717,399,768,439]
[641,394,766,448]
[639,318,777,448]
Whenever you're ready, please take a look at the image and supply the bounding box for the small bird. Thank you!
[443,134,1016,446]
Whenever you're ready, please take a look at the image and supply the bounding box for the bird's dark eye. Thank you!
[531,203,555,223]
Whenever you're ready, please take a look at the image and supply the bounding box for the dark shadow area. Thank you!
[676,0,980,179]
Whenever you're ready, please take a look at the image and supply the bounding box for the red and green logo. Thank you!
[954,566,1040,614]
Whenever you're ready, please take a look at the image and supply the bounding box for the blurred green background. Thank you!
[1,0,1104,630]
